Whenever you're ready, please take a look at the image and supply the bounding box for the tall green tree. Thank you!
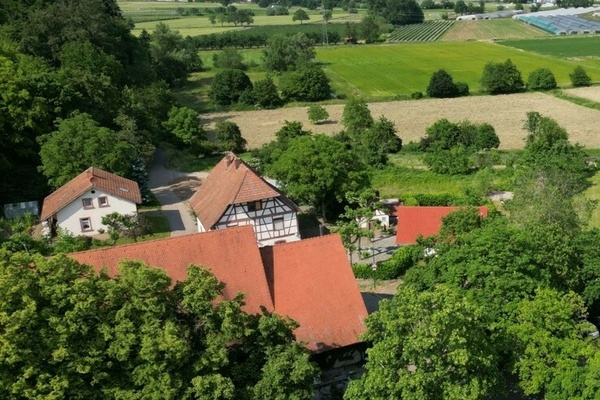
[38,113,137,188]
[268,134,370,220]
[365,0,424,25]
[163,106,207,153]
[263,33,315,72]
[210,68,253,106]
[480,59,524,95]
[345,284,501,400]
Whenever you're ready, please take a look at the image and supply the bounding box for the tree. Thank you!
[365,0,424,25]
[210,68,253,105]
[454,0,468,14]
[426,69,458,98]
[279,65,331,102]
[527,67,557,91]
[342,97,374,134]
[263,33,315,72]
[292,8,310,23]
[480,59,524,95]
[100,212,150,244]
[360,16,380,43]
[215,121,247,153]
[345,284,501,400]
[0,253,318,399]
[268,135,370,220]
[38,113,137,188]
[252,76,283,109]
[163,106,207,153]
[570,65,591,87]
[212,47,246,70]
[307,104,329,124]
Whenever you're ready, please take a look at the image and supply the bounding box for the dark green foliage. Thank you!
[292,8,310,23]
[527,68,557,91]
[210,68,253,105]
[424,146,473,175]
[455,81,469,96]
[352,245,418,279]
[252,76,283,109]
[280,65,331,102]
[342,97,374,134]
[212,47,246,70]
[439,207,485,240]
[0,254,318,399]
[163,106,207,153]
[411,91,423,99]
[366,0,424,25]
[51,230,92,254]
[266,5,289,15]
[360,16,381,43]
[307,104,329,124]
[480,59,525,95]
[569,65,591,87]
[38,113,137,188]
[215,121,247,152]
[426,69,458,98]
[263,33,315,72]
[556,0,593,6]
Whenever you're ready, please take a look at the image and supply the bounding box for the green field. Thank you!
[500,36,600,58]
[441,19,550,41]
[316,41,600,98]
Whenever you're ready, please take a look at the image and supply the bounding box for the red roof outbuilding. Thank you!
[69,227,367,353]
[395,206,488,245]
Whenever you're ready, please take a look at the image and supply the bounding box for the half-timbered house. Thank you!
[188,153,300,246]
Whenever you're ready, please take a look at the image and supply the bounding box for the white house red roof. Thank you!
[69,226,367,353]
[188,153,298,230]
[40,167,142,221]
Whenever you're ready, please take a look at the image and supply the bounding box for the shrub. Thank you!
[212,47,246,70]
[455,81,469,96]
[527,68,557,91]
[570,65,591,87]
[307,104,329,124]
[266,5,289,15]
[215,121,247,152]
[426,69,458,98]
[351,246,418,280]
[411,91,423,99]
[210,69,253,105]
[252,76,283,109]
[280,65,331,102]
[480,59,524,95]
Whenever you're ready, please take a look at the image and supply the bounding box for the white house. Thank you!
[40,167,142,237]
[188,153,301,246]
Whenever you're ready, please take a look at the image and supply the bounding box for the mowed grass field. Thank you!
[441,19,550,41]
[316,41,600,98]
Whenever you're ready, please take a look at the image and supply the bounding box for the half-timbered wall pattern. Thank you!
[212,197,300,245]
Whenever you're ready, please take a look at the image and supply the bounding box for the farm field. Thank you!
[388,20,455,42]
[200,92,600,150]
[440,19,550,41]
[316,41,600,97]
[500,36,600,59]
[563,86,600,103]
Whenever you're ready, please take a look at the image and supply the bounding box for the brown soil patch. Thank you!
[202,92,600,150]
[357,279,402,295]
[170,177,202,201]
[563,86,600,103]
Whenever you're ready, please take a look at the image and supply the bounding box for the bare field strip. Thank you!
[202,93,600,150]
[563,86,600,103]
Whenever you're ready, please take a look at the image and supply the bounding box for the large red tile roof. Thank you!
[395,206,488,245]
[41,167,142,221]
[260,235,368,353]
[69,226,274,314]
[188,153,297,230]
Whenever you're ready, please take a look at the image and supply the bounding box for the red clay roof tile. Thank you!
[260,235,368,353]
[41,167,142,220]
[69,226,274,314]
[395,206,489,245]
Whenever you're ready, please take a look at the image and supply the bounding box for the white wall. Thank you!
[56,189,137,236]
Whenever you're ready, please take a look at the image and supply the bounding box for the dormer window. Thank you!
[248,200,262,212]
[82,198,93,209]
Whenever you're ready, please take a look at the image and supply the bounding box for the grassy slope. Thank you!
[316,41,598,98]
[441,19,550,41]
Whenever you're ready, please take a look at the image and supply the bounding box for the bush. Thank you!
[252,76,283,109]
[455,81,469,96]
[280,65,331,102]
[527,68,557,91]
[210,69,253,105]
[570,65,591,87]
[212,47,246,70]
[352,245,418,280]
[411,91,423,99]
[266,5,289,15]
[480,59,524,95]
[426,69,458,98]
[307,104,329,124]
[215,121,247,152]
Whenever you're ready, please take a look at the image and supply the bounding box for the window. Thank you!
[273,217,284,231]
[82,198,93,209]
[248,200,262,212]
[98,196,109,207]
[80,218,92,232]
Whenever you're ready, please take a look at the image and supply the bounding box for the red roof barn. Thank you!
[395,206,488,245]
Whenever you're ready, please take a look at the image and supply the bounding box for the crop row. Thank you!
[388,20,455,42]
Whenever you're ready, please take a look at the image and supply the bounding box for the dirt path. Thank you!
[202,92,600,150]
[148,149,206,237]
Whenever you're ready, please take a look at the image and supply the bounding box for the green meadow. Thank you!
[500,36,600,58]
[316,41,600,98]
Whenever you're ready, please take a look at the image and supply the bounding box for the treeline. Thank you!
[0,1,203,205]
[193,25,348,49]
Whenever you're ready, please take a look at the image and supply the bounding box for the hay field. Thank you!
[563,86,600,103]
[202,92,600,150]
[441,19,549,41]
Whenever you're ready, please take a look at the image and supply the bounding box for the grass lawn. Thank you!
[499,36,600,59]
[163,143,224,172]
[316,41,599,98]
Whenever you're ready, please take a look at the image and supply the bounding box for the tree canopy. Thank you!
[365,0,424,25]
[0,252,318,399]
[263,33,315,72]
